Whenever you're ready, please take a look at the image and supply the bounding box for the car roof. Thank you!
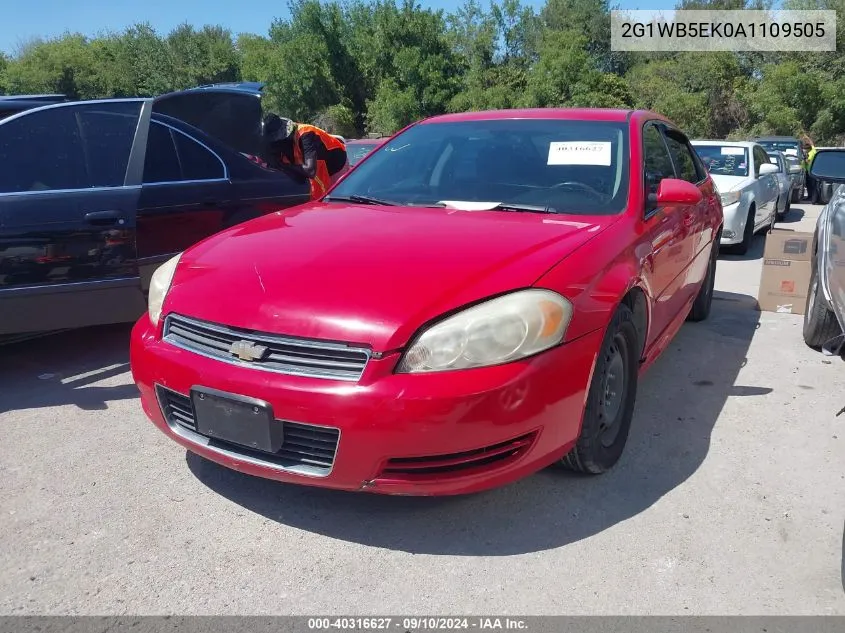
[420,108,644,124]
[754,136,800,141]
[168,82,265,97]
[346,138,383,144]
[0,94,67,101]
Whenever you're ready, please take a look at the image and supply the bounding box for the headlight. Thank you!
[720,191,741,206]
[148,253,182,327]
[396,289,573,373]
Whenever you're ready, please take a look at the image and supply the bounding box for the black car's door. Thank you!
[0,99,149,336]
[136,119,234,290]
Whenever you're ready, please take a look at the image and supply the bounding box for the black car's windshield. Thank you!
[347,142,379,166]
[327,119,630,215]
[693,144,749,177]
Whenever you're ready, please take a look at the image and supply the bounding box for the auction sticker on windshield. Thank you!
[721,146,746,155]
[548,141,612,166]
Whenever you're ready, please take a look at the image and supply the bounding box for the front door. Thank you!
[0,100,148,336]
[753,145,778,226]
[640,122,698,350]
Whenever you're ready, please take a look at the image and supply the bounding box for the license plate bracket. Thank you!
[191,386,282,453]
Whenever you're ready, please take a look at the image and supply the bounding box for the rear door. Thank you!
[136,119,232,290]
[0,100,148,336]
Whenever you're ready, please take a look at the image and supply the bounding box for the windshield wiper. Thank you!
[323,194,397,206]
[428,201,559,213]
[492,203,558,214]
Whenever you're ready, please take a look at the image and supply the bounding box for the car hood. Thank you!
[164,203,613,351]
[709,174,754,193]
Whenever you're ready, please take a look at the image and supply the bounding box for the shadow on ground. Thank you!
[188,290,766,555]
[778,207,806,224]
[0,323,136,414]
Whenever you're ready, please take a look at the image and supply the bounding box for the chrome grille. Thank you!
[163,314,370,381]
[156,386,340,474]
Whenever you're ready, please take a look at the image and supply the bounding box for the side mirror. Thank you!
[651,178,703,206]
[758,163,778,177]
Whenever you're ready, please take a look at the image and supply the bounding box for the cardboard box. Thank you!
[757,228,813,315]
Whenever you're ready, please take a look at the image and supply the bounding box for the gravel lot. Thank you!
[1,203,843,615]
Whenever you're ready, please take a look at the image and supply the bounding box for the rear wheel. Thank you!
[803,261,842,349]
[688,237,718,322]
[778,195,790,220]
[791,186,800,203]
[560,304,639,474]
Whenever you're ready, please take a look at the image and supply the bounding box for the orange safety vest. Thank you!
[280,124,347,200]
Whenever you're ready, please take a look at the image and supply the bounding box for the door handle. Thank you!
[84,210,125,225]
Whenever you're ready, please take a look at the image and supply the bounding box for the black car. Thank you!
[0,95,310,343]
[0,94,68,121]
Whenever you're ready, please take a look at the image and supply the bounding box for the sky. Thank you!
[0,0,678,55]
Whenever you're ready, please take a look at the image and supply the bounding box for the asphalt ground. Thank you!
[0,203,843,615]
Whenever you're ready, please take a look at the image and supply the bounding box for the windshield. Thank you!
[757,141,800,156]
[693,145,749,177]
[327,119,630,215]
[347,142,379,166]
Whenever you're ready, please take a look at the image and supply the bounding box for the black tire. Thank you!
[560,304,639,474]
[688,239,718,322]
[791,186,800,204]
[778,195,790,220]
[803,261,842,349]
[725,204,755,256]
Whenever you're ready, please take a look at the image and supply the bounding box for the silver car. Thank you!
[767,150,794,219]
[803,149,845,355]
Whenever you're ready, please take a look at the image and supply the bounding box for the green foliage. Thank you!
[2,0,845,143]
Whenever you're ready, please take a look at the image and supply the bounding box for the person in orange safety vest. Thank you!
[262,114,349,200]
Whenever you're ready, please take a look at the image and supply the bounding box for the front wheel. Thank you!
[560,304,639,474]
[725,204,755,256]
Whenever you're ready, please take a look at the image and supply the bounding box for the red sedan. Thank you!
[130,108,723,496]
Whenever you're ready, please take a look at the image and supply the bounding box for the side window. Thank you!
[664,130,702,184]
[143,123,182,184]
[643,124,675,210]
[0,107,87,193]
[753,146,768,177]
[173,132,225,181]
[0,101,141,194]
[76,103,141,187]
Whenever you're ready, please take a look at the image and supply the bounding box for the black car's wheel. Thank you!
[688,239,718,322]
[803,260,842,349]
[726,204,755,256]
[560,304,639,474]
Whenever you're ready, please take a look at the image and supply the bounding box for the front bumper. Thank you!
[719,201,747,245]
[130,315,603,496]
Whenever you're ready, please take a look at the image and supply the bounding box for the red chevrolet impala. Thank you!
[130,108,723,495]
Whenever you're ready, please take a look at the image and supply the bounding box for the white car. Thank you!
[767,150,794,219]
[691,140,780,254]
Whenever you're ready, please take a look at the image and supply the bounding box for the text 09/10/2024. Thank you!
[610,9,837,52]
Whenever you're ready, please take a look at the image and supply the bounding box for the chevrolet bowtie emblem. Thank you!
[229,340,269,362]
